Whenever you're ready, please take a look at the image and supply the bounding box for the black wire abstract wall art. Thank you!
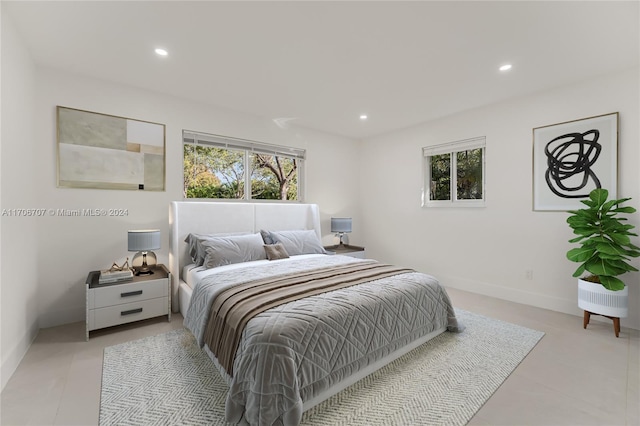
[533,113,618,211]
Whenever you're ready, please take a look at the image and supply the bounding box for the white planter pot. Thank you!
[578,279,628,318]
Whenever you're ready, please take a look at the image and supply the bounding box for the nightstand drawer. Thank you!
[88,297,168,331]
[89,279,168,309]
[85,265,171,340]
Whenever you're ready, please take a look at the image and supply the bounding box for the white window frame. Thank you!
[422,136,486,207]
[183,130,305,202]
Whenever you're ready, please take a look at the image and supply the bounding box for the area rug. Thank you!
[100,309,544,425]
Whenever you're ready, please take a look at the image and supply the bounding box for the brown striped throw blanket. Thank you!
[184,255,462,425]
[204,260,414,375]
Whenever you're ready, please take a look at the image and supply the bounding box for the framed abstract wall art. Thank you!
[532,112,618,211]
[57,106,166,191]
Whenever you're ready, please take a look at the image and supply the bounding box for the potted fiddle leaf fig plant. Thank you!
[566,188,640,323]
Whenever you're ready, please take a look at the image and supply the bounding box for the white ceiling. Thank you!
[4,1,639,139]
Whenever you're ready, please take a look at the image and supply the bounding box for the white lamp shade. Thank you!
[128,229,161,251]
[331,218,352,233]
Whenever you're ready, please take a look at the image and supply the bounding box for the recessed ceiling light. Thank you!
[499,64,512,71]
[155,48,168,56]
[360,114,368,120]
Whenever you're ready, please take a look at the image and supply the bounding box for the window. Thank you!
[183,131,305,201]
[422,137,486,207]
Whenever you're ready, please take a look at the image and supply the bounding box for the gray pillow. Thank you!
[184,233,201,264]
[264,243,290,260]
[261,229,326,256]
[185,232,250,266]
[260,229,277,245]
[202,233,267,269]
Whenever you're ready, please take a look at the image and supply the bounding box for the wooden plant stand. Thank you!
[583,310,620,338]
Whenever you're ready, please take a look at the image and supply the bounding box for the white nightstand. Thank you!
[86,264,171,340]
[324,244,366,259]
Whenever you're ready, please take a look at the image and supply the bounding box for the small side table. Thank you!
[86,264,171,340]
[324,244,366,259]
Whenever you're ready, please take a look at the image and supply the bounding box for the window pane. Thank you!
[183,144,244,199]
[430,153,451,200]
[456,148,483,200]
[251,154,298,200]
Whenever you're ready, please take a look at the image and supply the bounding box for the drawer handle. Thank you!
[121,290,143,298]
[121,308,143,316]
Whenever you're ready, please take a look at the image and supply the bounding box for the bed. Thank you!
[169,202,461,425]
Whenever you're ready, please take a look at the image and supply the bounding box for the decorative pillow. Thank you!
[260,229,277,245]
[260,229,327,256]
[201,233,267,269]
[264,243,290,261]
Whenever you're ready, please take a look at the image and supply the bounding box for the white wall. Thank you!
[1,10,40,390]
[360,67,640,330]
[32,68,362,328]
[2,10,636,394]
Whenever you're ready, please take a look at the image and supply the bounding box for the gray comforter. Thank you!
[184,255,462,426]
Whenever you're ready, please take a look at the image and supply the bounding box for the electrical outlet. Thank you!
[525,270,534,280]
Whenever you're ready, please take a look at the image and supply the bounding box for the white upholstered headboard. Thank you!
[168,201,322,312]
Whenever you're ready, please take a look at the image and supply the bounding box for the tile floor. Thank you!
[1,288,638,425]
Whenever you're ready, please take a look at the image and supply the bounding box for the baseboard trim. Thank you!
[1,322,39,391]
[443,275,577,314]
[38,305,85,329]
[440,274,639,331]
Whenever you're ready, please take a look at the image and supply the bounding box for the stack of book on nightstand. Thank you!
[99,268,133,284]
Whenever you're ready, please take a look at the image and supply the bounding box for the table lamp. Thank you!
[331,217,352,246]
[128,229,161,275]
